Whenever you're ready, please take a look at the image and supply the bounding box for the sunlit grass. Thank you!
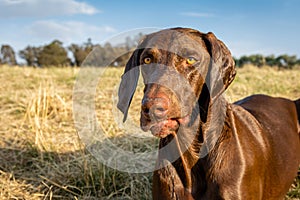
[0,65,299,199]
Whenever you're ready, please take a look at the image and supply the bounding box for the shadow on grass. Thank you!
[0,139,298,199]
[0,144,153,199]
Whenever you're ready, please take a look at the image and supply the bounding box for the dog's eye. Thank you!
[144,57,152,64]
[186,57,197,65]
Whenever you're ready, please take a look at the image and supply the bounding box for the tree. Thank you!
[276,54,298,69]
[108,33,144,67]
[19,46,40,66]
[1,45,17,65]
[83,43,116,66]
[68,39,93,66]
[248,54,265,67]
[84,38,93,49]
[265,55,279,67]
[124,33,144,51]
[69,44,88,66]
[125,36,135,51]
[37,40,70,67]
[237,55,251,67]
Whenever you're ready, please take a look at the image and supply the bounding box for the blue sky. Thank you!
[0,0,299,63]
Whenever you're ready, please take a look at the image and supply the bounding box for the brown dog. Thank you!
[118,27,300,199]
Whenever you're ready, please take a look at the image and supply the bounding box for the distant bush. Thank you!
[37,40,70,67]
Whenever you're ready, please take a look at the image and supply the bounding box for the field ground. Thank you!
[0,65,299,199]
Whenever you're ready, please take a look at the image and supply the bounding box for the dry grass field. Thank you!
[0,65,299,199]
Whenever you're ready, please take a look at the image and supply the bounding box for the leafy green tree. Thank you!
[37,40,70,67]
[276,54,298,69]
[265,55,279,67]
[238,55,251,67]
[248,54,265,67]
[19,46,40,66]
[69,39,93,66]
[1,44,17,65]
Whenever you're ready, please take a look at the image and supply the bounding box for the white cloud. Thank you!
[26,20,116,44]
[180,12,215,18]
[0,0,99,18]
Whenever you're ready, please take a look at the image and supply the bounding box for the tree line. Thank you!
[234,54,300,69]
[0,35,300,68]
[0,33,143,67]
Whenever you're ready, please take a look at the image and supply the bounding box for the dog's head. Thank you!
[118,28,235,138]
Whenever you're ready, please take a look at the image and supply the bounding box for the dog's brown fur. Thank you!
[118,27,300,199]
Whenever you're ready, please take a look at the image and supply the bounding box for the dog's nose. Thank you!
[141,98,169,121]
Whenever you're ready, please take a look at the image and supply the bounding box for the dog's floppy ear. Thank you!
[117,49,142,122]
[202,32,236,101]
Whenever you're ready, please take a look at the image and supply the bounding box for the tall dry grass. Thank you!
[0,65,299,199]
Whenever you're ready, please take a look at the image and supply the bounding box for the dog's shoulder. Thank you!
[232,94,297,130]
[234,94,294,111]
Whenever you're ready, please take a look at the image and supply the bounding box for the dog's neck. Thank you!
[157,95,229,195]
